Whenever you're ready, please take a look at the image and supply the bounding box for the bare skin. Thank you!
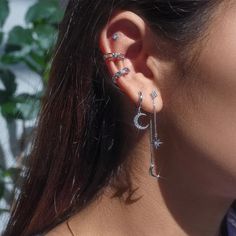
[47,1,236,236]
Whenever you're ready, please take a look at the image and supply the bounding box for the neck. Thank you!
[103,121,233,236]
[68,115,234,236]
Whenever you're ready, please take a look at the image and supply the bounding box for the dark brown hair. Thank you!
[4,1,230,235]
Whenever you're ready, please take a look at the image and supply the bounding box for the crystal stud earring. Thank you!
[112,33,119,41]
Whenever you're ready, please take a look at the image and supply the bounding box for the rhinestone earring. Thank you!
[112,33,119,41]
[149,90,164,179]
[111,67,130,84]
[133,91,149,130]
[103,52,125,62]
[150,91,163,149]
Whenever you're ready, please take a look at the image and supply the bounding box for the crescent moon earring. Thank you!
[133,91,150,130]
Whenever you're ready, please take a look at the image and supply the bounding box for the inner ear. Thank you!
[107,19,141,41]
[107,19,143,60]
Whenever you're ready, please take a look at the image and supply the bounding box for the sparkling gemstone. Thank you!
[152,138,163,149]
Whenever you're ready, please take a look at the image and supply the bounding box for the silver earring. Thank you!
[150,91,163,149]
[103,52,125,61]
[111,67,130,84]
[133,91,149,130]
[149,90,164,179]
[112,33,119,41]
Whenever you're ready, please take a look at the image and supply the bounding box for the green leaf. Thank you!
[0,180,4,199]
[0,0,9,28]
[23,51,46,74]
[0,168,5,199]
[2,46,32,65]
[14,93,42,102]
[0,90,10,104]
[0,167,4,178]
[6,26,33,49]
[16,96,40,120]
[1,93,40,120]
[0,31,3,45]
[0,208,10,213]
[1,53,21,64]
[34,24,57,50]
[4,167,21,180]
[1,101,23,120]
[25,0,64,25]
[0,68,17,95]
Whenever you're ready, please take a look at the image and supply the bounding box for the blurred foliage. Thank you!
[0,0,64,214]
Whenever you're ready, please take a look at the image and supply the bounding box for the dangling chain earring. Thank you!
[133,90,164,180]
[149,90,164,179]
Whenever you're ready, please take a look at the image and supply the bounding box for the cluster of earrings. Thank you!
[103,33,164,180]
[133,90,164,179]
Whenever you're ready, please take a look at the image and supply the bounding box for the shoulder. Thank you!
[44,213,101,236]
[44,221,72,236]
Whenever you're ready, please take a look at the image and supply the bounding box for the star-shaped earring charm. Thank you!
[152,138,163,149]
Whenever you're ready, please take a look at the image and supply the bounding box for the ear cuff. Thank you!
[103,52,125,61]
[111,67,130,84]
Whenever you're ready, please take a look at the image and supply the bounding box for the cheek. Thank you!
[166,6,236,183]
[194,4,236,158]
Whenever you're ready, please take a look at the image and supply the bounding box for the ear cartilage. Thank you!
[111,67,130,84]
[112,33,119,41]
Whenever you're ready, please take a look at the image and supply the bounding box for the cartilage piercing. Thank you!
[111,67,130,84]
[112,33,119,41]
[133,91,150,130]
[103,53,125,61]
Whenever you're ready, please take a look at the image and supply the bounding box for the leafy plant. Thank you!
[0,0,64,217]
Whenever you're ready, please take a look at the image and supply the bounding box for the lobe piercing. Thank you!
[133,91,150,130]
[149,90,164,180]
[150,90,163,149]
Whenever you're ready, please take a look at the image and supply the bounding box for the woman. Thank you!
[4,0,236,235]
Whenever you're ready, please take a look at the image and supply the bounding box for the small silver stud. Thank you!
[112,33,119,41]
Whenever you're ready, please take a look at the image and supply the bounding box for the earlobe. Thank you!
[99,10,163,114]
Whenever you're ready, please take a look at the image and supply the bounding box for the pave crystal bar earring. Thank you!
[103,53,125,62]
[133,91,150,130]
[111,67,130,84]
[149,90,164,179]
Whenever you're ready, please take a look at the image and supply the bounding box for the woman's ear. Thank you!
[99,10,163,114]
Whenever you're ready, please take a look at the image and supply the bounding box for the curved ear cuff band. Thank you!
[103,53,125,61]
[111,67,130,84]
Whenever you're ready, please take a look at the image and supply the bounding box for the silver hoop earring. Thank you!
[111,67,130,84]
[149,90,164,179]
[103,53,125,62]
[133,91,149,130]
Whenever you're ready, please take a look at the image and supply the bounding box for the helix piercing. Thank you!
[112,33,119,41]
[133,91,150,130]
[111,67,130,84]
[103,53,125,62]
